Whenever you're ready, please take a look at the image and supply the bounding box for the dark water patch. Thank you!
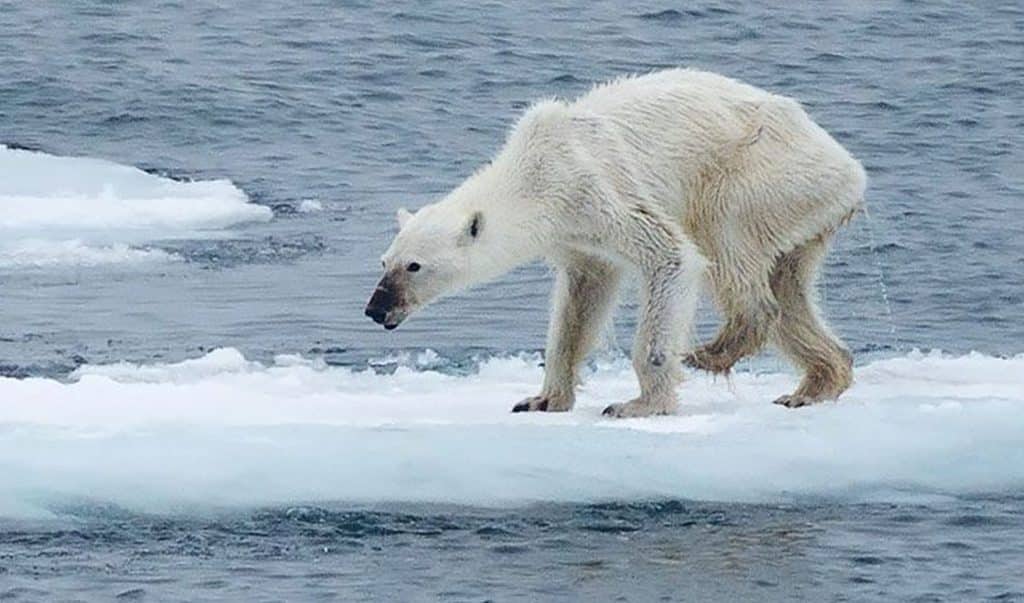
[167,235,326,269]
[361,90,405,102]
[388,32,475,50]
[0,355,86,380]
[257,507,467,538]
[888,512,925,523]
[547,73,586,84]
[134,163,217,183]
[636,9,707,22]
[474,525,518,537]
[0,140,47,152]
[1,587,52,600]
[945,514,1006,528]
[813,52,847,63]
[0,364,33,379]
[576,520,642,534]
[101,112,151,125]
[390,11,468,25]
[490,543,531,554]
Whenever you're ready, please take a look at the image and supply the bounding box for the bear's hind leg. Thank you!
[512,255,621,413]
[685,265,779,375]
[769,236,853,408]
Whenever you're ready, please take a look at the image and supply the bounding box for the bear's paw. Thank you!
[602,397,677,418]
[511,394,573,413]
[772,394,827,409]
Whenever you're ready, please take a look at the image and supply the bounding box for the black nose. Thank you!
[365,305,387,324]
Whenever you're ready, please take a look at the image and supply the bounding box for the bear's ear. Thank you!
[396,207,414,229]
[458,212,484,247]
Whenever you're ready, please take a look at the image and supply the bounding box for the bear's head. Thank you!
[364,100,569,329]
[365,203,495,330]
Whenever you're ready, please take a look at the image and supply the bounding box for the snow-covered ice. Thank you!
[1,348,1021,518]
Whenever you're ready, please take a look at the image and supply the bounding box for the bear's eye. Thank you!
[407,262,421,272]
[469,212,482,239]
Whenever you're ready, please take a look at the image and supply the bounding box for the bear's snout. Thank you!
[364,304,388,325]
[365,276,405,330]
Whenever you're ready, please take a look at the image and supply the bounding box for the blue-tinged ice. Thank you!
[1,348,1021,518]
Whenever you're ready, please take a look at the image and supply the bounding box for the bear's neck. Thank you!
[444,160,555,277]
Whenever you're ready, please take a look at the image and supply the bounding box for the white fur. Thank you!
[379,69,865,416]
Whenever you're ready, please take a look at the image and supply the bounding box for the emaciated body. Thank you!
[366,69,865,417]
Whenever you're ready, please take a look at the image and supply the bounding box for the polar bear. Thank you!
[365,69,864,417]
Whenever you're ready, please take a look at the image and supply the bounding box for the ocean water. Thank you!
[1,1,1022,601]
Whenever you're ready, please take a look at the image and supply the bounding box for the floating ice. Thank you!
[0,145,271,268]
[0,239,182,268]
[0,349,1021,518]
[297,199,324,213]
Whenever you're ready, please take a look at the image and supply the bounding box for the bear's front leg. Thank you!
[512,255,621,413]
[603,246,704,418]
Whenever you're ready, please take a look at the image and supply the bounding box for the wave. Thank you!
[0,349,1021,518]
[0,145,271,268]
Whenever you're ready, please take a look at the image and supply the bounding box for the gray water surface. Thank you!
[4,498,1024,602]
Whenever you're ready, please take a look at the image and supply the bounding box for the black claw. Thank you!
[513,397,549,413]
[774,395,811,409]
